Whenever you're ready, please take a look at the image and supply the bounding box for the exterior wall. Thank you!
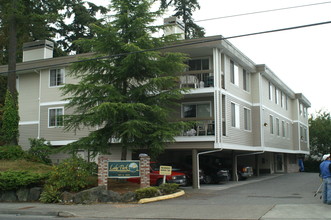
[17,73,39,122]
[18,124,38,150]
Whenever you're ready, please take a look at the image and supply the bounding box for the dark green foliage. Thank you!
[158,183,179,194]
[26,138,52,164]
[0,90,19,145]
[303,158,320,173]
[61,0,191,159]
[160,0,205,39]
[0,145,25,160]
[135,186,159,200]
[45,156,92,192]
[0,171,48,191]
[309,110,331,155]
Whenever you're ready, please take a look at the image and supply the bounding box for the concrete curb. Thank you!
[138,190,185,204]
[0,209,75,217]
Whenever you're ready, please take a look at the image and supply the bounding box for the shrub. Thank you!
[46,156,91,193]
[135,187,159,200]
[0,145,26,160]
[158,183,179,195]
[26,138,52,164]
[39,184,61,203]
[0,171,48,191]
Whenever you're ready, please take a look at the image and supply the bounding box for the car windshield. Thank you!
[150,162,161,171]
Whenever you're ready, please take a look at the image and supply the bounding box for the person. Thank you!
[298,158,304,172]
[320,154,331,204]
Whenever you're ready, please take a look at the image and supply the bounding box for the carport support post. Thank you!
[192,149,198,189]
[232,151,238,181]
[255,154,260,176]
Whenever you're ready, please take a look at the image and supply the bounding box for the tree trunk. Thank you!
[7,1,17,95]
[121,147,127,160]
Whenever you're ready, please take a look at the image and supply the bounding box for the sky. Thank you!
[93,0,331,114]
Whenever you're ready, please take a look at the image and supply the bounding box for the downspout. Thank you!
[234,150,265,181]
[36,70,41,139]
[197,148,223,189]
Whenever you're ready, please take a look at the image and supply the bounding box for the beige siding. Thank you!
[39,105,93,142]
[223,96,254,146]
[18,73,39,122]
[19,124,38,150]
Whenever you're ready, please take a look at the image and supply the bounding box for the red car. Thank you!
[127,162,187,186]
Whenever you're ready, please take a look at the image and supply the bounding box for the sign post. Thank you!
[159,165,172,184]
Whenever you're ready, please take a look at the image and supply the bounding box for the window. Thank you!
[230,60,239,86]
[269,82,273,101]
[300,126,308,142]
[231,102,240,128]
[243,69,250,92]
[287,122,290,138]
[276,118,280,136]
[183,103,211,118]
[285,96,288,110]
[275,87,279,104]
[281,92,284,108]
[244,108,251,130]
[188,59,209,71]
[50,69,64,87]
[48,108,64,127]
[269,115,274,134]
[282,121,285,137]
[303,107,307,118]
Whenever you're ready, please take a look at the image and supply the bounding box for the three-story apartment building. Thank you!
[0,35,310,186]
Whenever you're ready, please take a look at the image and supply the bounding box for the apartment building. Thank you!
[0,35,310,185]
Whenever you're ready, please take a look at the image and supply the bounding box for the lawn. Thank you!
[0,159,52,173]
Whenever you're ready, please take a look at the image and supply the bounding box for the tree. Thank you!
[309,110,331,156]
[61,0,189,160]
[0,90,19,145]
[160,0,205,39]
[56,2,108,54]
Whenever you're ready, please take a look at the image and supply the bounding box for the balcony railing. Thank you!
[179,70,214,89]
[181,120,215,136]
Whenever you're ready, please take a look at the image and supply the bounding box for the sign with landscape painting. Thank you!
[108,161,140,178]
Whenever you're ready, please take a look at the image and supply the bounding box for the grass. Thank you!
[0,159,52,173]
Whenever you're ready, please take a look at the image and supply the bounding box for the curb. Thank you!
[138,190,185,204]
[0,209,75,217]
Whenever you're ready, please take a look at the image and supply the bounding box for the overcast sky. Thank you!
[94,0,331,114]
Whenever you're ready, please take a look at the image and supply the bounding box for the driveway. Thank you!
[0,172,330,220]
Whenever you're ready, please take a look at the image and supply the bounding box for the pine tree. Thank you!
[61,0,190,160]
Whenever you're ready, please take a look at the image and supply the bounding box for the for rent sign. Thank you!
[108,161,140,178]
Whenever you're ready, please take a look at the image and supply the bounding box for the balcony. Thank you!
[181,120,215,136]
[179,70,214,89]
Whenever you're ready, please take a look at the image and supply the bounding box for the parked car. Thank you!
[127,162,187,186]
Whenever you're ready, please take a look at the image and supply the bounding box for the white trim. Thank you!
[49,140,76,145]
[40,101,69,106]
[175,136,215,142]
[19,121,39,125]
[214,142,309,154]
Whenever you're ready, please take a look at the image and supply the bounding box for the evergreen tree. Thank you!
[0,90,19,145]
[309,110,331,155]
[160,0,205,39]
[61,0,189,159]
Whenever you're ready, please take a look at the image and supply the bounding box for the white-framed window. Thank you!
[276,118,280,136]
[49,68,65,87]
[269,82,273,101]
[281,92,284,108]
[287,122,290,139]
[231,102,240,128]
[269,115,274,134]
[285,95,288,110]
[182,102,211,118]
[275,88,279,104]
[300,126,308,142]
[244,108,251,131]
[48,107,64,127]
[303,107,307,118]
[282,121,285,137]
[243,69,250,92]
[230,60,239,86]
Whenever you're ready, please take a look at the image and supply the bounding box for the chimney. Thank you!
[164,16,185,39]
[23,40,54,62]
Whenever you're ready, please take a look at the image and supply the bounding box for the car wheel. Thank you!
[204,175,212,184]
[156,179,164,186]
